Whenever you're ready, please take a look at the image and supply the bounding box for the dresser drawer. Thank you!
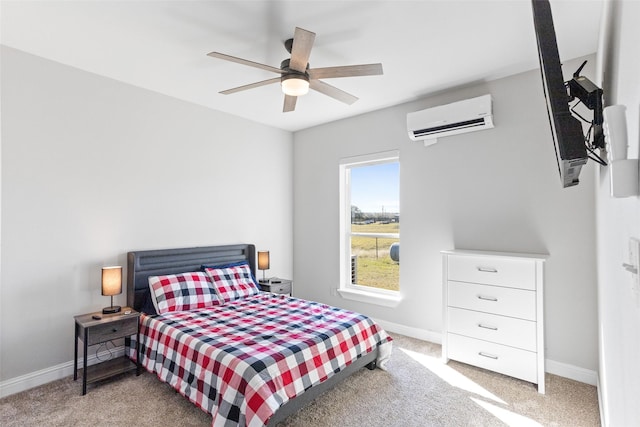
[447,307,537,351]
[448,255,536,290]
[447,333,537,383]
[448,281,536,320]
[87,318,138,345]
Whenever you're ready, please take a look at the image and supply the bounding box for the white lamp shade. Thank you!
[102,266,122,296]
[257,251,270,270]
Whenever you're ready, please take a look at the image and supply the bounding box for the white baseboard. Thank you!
[545,358,598,386]
[1,327,600,398]
[0,346,125,398]
[372,318,442,344]
[372,319,598,386]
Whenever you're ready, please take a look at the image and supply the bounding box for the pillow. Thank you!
[201,260,261,289]
[204,262,260,303]
[148,271,219,314]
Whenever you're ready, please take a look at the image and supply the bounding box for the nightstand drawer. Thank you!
[263,281,292,295]
[87,318,138,345]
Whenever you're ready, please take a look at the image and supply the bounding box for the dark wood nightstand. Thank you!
[74,307,141,395]
[260,278,292,296]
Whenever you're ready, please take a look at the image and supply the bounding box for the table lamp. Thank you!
[257,251,270,283]
[102,266,122,314]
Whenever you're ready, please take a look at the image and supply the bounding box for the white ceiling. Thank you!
[1,0,603,132]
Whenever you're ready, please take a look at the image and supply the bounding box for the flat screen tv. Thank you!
[531,0,588,188]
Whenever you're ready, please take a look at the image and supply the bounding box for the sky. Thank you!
[351,161,399,214]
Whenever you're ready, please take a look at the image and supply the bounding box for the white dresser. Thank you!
[442,249,547,393]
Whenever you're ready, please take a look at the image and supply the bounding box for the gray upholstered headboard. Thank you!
[126,244,256,314]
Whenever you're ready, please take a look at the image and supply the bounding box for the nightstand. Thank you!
[74,307,141,395]
[260,278,292,296]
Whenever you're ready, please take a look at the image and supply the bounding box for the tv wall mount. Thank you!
[566,60,607,165]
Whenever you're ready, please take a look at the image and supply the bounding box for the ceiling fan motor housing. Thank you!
[280,59,310,97]
[280,59,310,80]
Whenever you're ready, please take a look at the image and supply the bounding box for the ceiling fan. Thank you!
[207,27,383,112]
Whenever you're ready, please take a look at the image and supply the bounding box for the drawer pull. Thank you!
[477,266,498,273]
[477,295,498,302]
[478,323,498,331]
[112,328,118,333]
[478,351,499,360]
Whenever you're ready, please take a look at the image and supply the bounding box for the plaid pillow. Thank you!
[204,262,260,303]
[148,272,219,314]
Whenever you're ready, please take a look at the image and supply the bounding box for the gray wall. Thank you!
[293,56,598,373]
[0,46,294,381]
[596,1,640,425]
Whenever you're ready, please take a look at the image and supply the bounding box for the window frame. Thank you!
[338,150,402,307]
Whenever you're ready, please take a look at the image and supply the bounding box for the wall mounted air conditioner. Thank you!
[407,94,494,146]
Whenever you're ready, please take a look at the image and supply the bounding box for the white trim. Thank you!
[545,358,598,386]
[339,149,400,166]
[0,346,125,398]
[338,288,402,307]
[0,334,599,398]
[373,318,442,343]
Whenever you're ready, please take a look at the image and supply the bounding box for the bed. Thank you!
[126,244,392,427]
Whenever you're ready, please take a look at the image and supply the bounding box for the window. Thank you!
[339,151,399,303]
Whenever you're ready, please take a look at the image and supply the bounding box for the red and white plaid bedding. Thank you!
[135,292,392,427]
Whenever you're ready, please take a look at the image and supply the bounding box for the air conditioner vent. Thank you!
[407,95,494,144]
[412,117,489,138]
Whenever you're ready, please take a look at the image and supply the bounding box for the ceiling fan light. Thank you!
[281,75,310,96]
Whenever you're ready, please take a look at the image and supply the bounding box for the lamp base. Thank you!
[102,305,121,314]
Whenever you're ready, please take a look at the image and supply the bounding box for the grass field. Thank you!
[351,222,399,291]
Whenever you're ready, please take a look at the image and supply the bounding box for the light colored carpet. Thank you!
[0,333,600,426]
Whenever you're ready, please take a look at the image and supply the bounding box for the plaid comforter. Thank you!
[136,293,392,427]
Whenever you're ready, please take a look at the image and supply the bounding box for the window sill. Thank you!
[337,288,403,308]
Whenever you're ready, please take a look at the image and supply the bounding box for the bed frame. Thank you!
[126,243,377,426]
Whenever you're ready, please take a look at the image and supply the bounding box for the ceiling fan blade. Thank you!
[289,27,316,73]
[283,95,297,112]
[207,51,283,74]
[309,63,383,79]
[310,80,358,105]
[219,77,281,95]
